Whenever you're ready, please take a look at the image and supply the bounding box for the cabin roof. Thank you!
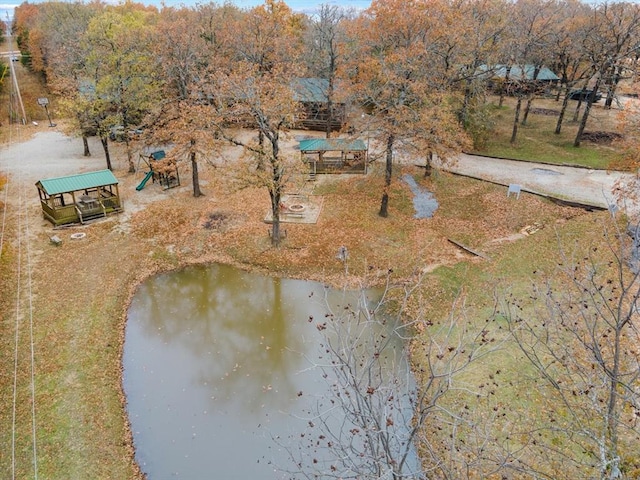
[291,78,331,103]
[36,169,119,195]
[299,138,367,152]
[479,64,559,81]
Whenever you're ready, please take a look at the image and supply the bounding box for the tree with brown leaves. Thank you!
[206,1,306,247]
[348,0,469,217]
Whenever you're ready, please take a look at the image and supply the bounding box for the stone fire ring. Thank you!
[288,203,306,212]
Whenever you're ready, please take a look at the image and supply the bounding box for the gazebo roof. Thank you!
[36,169,118,195]
[299,138,367,152]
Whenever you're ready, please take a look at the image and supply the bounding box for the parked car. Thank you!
[109,125,143,141]
[568,89,602,102]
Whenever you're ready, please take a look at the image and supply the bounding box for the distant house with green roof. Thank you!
[36,169,123,226]
[479,64,560,94]
[291,78,346,132]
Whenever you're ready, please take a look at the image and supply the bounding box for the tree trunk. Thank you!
[100,135,113,170]
[270,190,282,247]
[521,97,533,125]
[125,137,135,173]
[83,135,91,157]
[604,65,622,110]
[257,130,265,171]
[269,134,283,246]
[555,87,571,134]
[510,97,522,144]
[574,78,602,147]
[572,80,590,122]
[424,150,433,178]
[572,99,582,122]
[379,134,394,218]
[520,64,540,127]
[191,149,202,197]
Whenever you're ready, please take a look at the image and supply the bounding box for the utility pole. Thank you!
[6,26,27,124]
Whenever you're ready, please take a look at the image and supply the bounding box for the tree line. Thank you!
[8,2,640,479]
[10,0,640,245]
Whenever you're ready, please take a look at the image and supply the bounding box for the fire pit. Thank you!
[288,203,305,212]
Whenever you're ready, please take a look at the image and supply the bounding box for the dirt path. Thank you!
[0,129,108,182]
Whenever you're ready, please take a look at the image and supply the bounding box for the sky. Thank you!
[0,0,372,21]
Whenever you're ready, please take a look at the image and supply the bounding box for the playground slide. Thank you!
[136,171,154,191]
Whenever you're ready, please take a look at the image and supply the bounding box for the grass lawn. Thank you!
[471,95,625,169]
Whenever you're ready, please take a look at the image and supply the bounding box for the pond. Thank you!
[123,264,416,479]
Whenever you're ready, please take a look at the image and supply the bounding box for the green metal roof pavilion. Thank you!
[36,169,119,195]
[299,138,367,152]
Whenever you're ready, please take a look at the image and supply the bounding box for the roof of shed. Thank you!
[36,169,119,195]
[299,138,367,152]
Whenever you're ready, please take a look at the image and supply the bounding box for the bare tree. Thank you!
[505,214,640,479]
[281,273,506,479]
[303,4,351,138]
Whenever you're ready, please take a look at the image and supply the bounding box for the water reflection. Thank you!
[130,265,301,411]
[123,264,383,479]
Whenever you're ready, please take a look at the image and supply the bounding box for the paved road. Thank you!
[438,153,638,215]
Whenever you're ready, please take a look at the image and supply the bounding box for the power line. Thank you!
[5,42,39,478]
[11,167,23,480]
[9,149,39,480]
[0,172,8,258]
[24,176,39,479]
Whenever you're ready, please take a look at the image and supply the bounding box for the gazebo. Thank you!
[36,169,123,226]
[299,138,368,176]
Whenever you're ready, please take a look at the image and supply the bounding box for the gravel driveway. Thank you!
[2,129,638,219]
[440,153,639,215]
[0,130,110,185]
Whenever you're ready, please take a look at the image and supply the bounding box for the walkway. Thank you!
[438,153,638,215]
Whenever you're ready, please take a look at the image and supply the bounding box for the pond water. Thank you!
[123,264,412,479]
